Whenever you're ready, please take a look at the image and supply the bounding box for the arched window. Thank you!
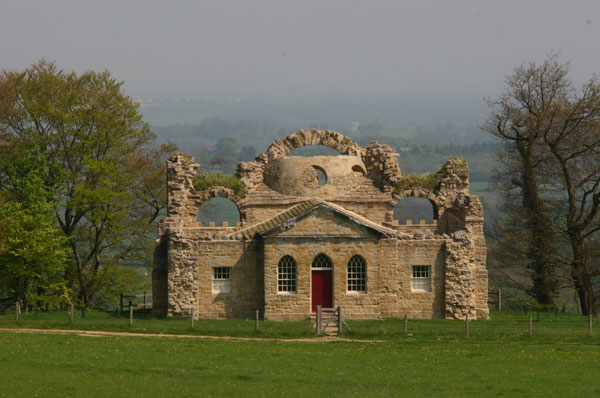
[312,253,333,269]
[393,197,436,224]
[197,197,241,226]
[347,255,366,292]
[278,255,297,293]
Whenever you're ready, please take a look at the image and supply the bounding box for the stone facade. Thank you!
[153,129,489,320]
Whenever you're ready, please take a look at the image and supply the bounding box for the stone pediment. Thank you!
[262,205,380,238]
[228,198,395,239]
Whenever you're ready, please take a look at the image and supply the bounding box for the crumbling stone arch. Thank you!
[237,129,403,192]
[392,189,440,221]
[265,129,362,159]
[193,186,244,224]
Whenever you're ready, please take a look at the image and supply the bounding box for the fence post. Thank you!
[590,313,593,337]
[498,289,502,311]
[81,307,86,319]
[529,313,532,336]
[120,293,124,313]
[466,314,469,338]
[404,313,408,334]
[316,306,322,335]
[190,307,195,329]
[255,310,259,332]
[143,291,147,309]
[69,304,74,324]
[129,304,133,326]
[337,306,342,334]
[15,301,19,323]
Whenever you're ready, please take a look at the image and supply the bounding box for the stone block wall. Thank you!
[195,239,263,318]
[263,237,382,321]
[379,240,446,318]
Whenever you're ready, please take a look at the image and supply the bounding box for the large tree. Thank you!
[540,74,600,315]
[483,56,564,308]
[0,142,69,306]
[0,60,175,306]
[485,55,600,314]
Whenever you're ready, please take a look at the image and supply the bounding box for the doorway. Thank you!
[311,254,333,312]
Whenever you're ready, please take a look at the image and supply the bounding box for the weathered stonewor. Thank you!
[153,129,489,321]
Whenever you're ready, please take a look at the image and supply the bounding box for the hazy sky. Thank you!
[2,0,599,101]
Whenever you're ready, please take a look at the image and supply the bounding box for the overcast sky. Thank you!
[2,0,598,101]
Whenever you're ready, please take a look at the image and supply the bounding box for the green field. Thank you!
[1,328,599,397]
[1,312,600,397]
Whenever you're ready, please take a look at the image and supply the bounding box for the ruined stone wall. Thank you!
[154,129,489,321]
[152,234,169,316]
[195,239,263,318]
[237,128,402,195]
[379,240,446,318]
[442,195,488,320]
[165,154,244,228]
[263,155,367,197]
[166,229,201,317]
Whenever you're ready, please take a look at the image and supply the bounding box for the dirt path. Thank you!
[0,328,383,343]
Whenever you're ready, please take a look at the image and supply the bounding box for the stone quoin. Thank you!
[152,129,488,320]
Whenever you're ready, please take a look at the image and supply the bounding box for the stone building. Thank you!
[153,129,488,320]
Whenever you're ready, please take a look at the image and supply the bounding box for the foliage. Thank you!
[0,143,69,306]
[86,266,149,308]
[484,54,600,315]
[193,173,246,196]
[0,60,176,306]
[394,172,438,192]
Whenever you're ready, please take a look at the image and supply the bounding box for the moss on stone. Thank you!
[448,156,467,170]
[193,173,246,195]
[394,172,438,192]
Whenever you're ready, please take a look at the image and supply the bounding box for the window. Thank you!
[312,253,333,269]
[347,255,366,292]
[411,266,431,292]
[212,267,231,293]
[278,256,297,293]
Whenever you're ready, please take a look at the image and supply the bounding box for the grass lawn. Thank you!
[1,311,599,396]
[0,310,597,343]
[1,331,599,397]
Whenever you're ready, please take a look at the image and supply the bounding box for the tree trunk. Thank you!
[519,145,557,308]
[569,230,596,315]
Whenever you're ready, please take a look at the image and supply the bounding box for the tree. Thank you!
[484,55,600,314]
[483,56,563,308]
[540,74,600,315]
[0,60,175,306]
[0,142,69,306]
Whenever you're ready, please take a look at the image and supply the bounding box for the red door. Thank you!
[312,270,333,312]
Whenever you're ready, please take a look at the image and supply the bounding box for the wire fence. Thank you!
[0,289,598,340]
[1,306,598,341]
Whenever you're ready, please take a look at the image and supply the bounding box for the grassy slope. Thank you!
[1,330,599,397]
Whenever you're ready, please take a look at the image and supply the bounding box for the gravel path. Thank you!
[0,328,383,343]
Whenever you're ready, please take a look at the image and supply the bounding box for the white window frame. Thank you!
[411,266,431,292]
[312,253,333,270]
[347,255,366,293]
[277,255,297,293]
[212,267,232,294]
